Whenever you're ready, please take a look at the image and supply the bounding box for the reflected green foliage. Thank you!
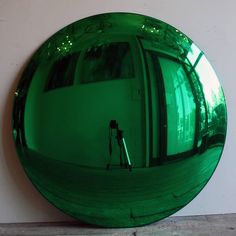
[12,13,227,227]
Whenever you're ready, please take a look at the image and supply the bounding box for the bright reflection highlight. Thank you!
[196,55,222,107]
[187,43,201,65]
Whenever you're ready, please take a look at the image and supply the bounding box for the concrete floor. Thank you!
[0,213,235,235]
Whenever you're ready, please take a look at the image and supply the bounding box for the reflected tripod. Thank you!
[106,120,132,171]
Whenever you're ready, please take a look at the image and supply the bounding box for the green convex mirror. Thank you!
[12,13,227,227]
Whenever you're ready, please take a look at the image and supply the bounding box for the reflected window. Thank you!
[195,55,226,139]
[80,42,134,84]
[159,58,196,155]
[45,52,80,91]
[185,43,223,111]
[184,43,226,145]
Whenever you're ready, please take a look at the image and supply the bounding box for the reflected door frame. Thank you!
[138,41,167,166]
[138,37,202,166]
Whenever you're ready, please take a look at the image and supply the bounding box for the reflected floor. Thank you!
[18,147,222,227]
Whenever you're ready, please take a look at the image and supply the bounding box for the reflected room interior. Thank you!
[12,13,227,227]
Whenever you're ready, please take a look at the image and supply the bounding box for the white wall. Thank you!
[0,0,235,223]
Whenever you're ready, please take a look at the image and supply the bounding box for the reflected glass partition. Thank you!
[12,13,227,227]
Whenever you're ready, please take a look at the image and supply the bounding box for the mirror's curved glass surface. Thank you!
[13,13,227,227]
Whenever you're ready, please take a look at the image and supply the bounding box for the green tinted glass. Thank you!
[12,13,227,227]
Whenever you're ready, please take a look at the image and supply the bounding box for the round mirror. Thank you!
[12,13,227,227]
